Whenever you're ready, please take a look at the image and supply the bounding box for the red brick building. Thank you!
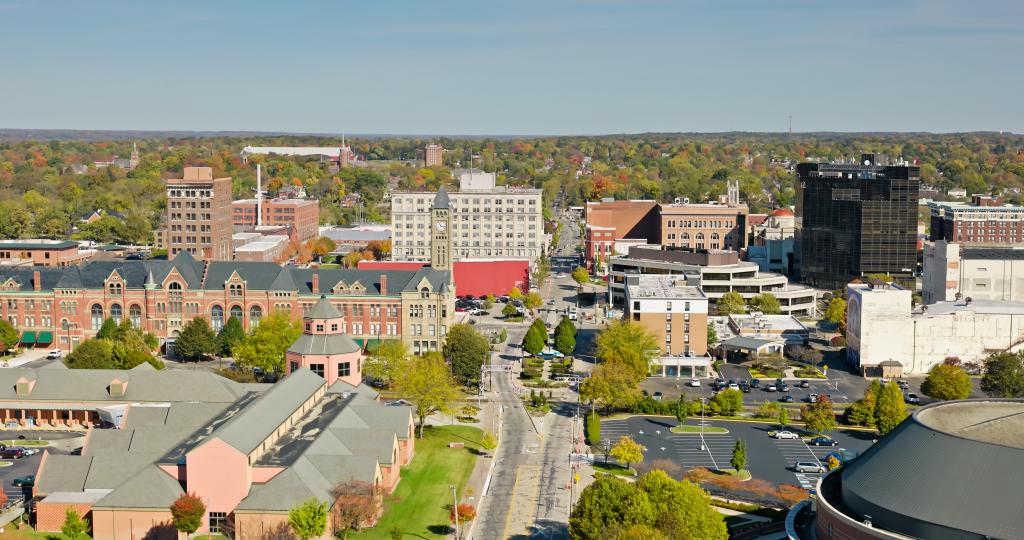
[359,259,529,297]
[583,200,659,273]
[0,240,91,267]
[233,198,320,243]
[928,197,1024,245]
[0,252,453,355]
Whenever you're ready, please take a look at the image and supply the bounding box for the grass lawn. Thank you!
[718,468,752,481]
[1,440,48,446]
[592,462,636,478]
[350,425,483,540]
[0,524,85,540]
[670,425,729,434]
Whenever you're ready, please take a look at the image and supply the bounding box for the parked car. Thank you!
[11,475,34,487]
[547,299,556,305]
[47,348,63,359]
[0,448,25,459]
[807,393,819,403]
[652,391,664,402]
[773,430,799,440]
[799,380,810,388]
[749,378,761,389]
[779,383,791,393]
[904,393,921,404]
[897,379,910,390]
[764,383,777,392]
[689,378,701,388]
[808,436,839,447]
[779,395,794,403]
[794,461,827,473]
[386,399,412,407]
[727,382,739,391]
[739,381,751,393]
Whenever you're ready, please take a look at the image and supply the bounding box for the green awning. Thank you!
[354,338,365,347]
[36,331,53,344]
[20,331,36,344]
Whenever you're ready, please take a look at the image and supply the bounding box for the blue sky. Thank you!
[0,0,1021,134]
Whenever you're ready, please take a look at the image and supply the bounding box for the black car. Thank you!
[808,436,839,447]
[779,395,794,403]
[739,381,751,393]
[750,379,761,389]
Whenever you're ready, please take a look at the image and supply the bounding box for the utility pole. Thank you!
[451,484,460,539]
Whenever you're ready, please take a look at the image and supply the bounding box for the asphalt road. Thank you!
[601,416,875,489]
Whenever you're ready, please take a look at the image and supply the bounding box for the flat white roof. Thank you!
[626,275,706,300]
[918,299,1024,317]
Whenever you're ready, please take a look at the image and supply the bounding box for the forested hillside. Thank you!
[1,132,1021,243]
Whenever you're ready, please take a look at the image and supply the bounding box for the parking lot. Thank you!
[601,416,875,488]
[0,431,84,501]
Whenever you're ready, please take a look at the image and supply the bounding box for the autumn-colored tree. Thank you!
[331,480,383,539]
[170,493,206,536]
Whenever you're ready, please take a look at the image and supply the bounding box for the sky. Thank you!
[0,0,1021,135]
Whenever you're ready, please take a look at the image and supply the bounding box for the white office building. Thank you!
[923,241,1024,304]
[390,171,545,262]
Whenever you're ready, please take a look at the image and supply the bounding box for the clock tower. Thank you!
[430,187,452,271]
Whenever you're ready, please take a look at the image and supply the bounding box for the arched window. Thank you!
[108,283,122,295]
[230,305,243,322]
[711,233,720,240]
[167,282,182,291]
[229,283,243,297]
[110,303,123,324]
[167,282,182,313]
[129,305,142,329]
[695,233,705,240]
[211,305,224,331]
[91,304,104,330]
[681,233,690,240]
[249,305,263,328]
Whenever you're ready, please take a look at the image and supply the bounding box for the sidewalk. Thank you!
[455,394,500,539]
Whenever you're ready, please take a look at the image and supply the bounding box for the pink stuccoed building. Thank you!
[285,296,363,387]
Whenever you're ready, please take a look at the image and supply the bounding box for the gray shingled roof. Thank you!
[287,333,360,355]
[433,187,451,209]
[235,455,379,512]
[36,455,92,493]
[0,368,252,404]
[92,465,184,509]
[306,295,343,319]
[208,369,325,454]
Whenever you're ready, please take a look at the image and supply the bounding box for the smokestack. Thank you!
[256,164,262,227]
[33,270,41,292]
[311,274,319,294]
[380,274,387,296]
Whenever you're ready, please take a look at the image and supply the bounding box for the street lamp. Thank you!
[699,397,706,452]
[450,484,460,539]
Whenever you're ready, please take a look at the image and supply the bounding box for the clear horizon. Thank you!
[1,0,1021,135]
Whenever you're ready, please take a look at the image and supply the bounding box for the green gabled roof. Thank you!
[92,465,184,509]
[287,333,360,356]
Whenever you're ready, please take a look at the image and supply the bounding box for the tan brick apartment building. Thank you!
[424,143,443,167]
[623,274,711,378]
[0,252,453,355]
[166,167,233,261]
[232,198,320,243]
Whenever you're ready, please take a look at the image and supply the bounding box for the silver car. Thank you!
[794,461,826,473]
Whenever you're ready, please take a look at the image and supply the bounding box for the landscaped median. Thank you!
[350,425,483,540]
[1,440,48,447]
[669,425,729,434]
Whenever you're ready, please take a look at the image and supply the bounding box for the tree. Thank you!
[825,297,847,325]
[554,316,577,356]
[981,351,1024,398]
[364,339,409,389]
[610,436,645,471]
[569,476,654,540]
[580,364,640,413]
[921,363,972,400]
[522,319,547,355]
[331,480,382,539]
[800,396,838,433]
[449,503,476,524]
[481,432,498,451]
[96,317,119,340]
[715,291,746,315]
[394,353,460,437]
[730,439,748,472]
[585,411,601,445]
[874,381,907,435]
[778,407,789,428]
[502,303,520,319]
[749,293,781,314]
[508,287,524,301]
[61,508,88,540]
[288,498,327,540]
[710,388,743,416]
[175,317,217,362]
[64,339,114,369]
[600,524,667,540]
[571,267,590,286]
[443,323,490,385]
[673,395,688,424]
[756,400,781,419]
[524,291,543,310]
[706,325,717,346]
[0,319,17,353]
[170,492,206,536]
[233,312,302,374]
[635,469,728,540]
[217,316,245,356]
[596,320,657,383]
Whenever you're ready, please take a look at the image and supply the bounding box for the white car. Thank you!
[727,383,739,391]
[689,378,701,387]
[773,430,800,440]
[46,349,63,359]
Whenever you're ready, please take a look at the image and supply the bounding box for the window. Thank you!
[310,364,325,378]
[91,304,103,330]
[249,305,263,328]
[209,513,227,534]
[108,283,122,295]
[211,305,224,331]
[331,323,338,332]
[230,305,243,322]
[338,362,351,377]
[290,361,299,372]
[110,303,122,323]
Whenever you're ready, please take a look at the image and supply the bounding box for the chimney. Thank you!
[256,163,263,227]
[311,274,319,294]
[380,274,388,296]
[33,270,41,292]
